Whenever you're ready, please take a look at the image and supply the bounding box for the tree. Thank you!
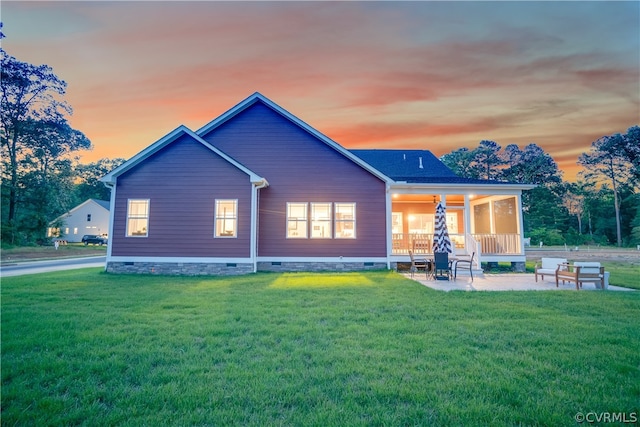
[620,125,640,186]
[470,140,505,180]
[74,158,126,203]
[1,49,91,243]
[440,147,475,178]
[502,143,562,186]
[563,182,587,234]
[579,132,636,246]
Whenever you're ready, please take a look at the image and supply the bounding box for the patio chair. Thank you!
[409,250,430,279]
[433,252,451,281]
[452,252,475,280]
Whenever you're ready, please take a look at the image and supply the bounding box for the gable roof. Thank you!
[93,199,110,210]
[100,125,267,186]
[196,92,391,183]
[49,198,110,225]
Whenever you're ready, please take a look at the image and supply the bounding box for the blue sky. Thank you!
[2,1,639,180]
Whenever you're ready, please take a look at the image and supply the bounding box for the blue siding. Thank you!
[112,135,252,257]
[200,102,387,257]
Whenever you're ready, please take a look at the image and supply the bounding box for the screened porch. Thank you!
[390,193,524,257]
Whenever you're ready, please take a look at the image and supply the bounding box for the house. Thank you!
[101,93,534,275]
[47,199,110,242]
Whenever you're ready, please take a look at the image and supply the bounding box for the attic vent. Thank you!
[419,157,423,169]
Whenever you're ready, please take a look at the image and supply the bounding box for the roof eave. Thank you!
[100,125,267,185]
[390,182,537,192]
[196,93,393,184]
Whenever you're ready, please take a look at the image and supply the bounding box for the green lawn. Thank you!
[2,270,639,426]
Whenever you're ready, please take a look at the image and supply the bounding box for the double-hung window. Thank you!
[287,202,356,239]
[287,203,308,238]
[127,199,150,237]
[311,203,332,238]
[215,199,238,237]
[335,203,356,238]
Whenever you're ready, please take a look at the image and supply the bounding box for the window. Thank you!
[408,214,433,234]
[87,214,92,222]
[215,199,238,237]
[446,212,459,234]
[127,199,150,237]
[335,203,356,238]
[287,203,308,238]
[494,197,517,234]
[311,203,332,238]
[392,212,404,234]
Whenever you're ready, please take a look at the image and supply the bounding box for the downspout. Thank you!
[251,179,269,273]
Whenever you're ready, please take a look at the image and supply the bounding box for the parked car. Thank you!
[81,235,108,245]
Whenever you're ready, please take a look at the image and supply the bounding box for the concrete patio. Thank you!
[405,272,635,292]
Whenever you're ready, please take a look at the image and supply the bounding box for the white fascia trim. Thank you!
[107,256,253,264]
[256,257,389,263]
[100,126,189,185]
[100,125,267,185]
[390,183,535,193]
[196,92,392,184]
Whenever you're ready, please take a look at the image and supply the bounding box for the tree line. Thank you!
[441,131,640,247]
[2,48,638,247]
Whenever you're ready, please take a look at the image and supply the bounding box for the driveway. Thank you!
[406,273,635,292]
[0,256,106,277]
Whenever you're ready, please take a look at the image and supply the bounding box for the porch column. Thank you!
[516,192,525,254]
[464,194,471,244]
[385,185,392,269]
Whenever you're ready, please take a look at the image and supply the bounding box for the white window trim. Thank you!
[286,202,308,239]
[334,202,356,239]
[126,199,150,237]
[310,202,332,239]
[214,199,238,238]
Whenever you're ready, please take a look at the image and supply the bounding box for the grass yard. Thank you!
[2,270,639,426]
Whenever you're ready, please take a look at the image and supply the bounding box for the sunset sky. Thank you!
[2,1,638,181]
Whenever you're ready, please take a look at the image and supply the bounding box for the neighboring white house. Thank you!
[47,199,110,242]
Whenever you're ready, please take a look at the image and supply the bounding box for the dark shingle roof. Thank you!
[93,199,111,210]
[349,149,506,185]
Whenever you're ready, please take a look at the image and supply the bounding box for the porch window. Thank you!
[215,199,238,238]
[311,203,332,238]
[392,212,404,234]
[473,203,491,234]
[335,203,356,239]
[127,199,149,237]
[472,196,518,234]
[493,197,518,233]
[408,214,433,234]
[287,203,308,238]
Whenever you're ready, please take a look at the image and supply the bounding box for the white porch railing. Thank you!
[392,233,522,259]
[471,233,521,255]
[392,233,433,255]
